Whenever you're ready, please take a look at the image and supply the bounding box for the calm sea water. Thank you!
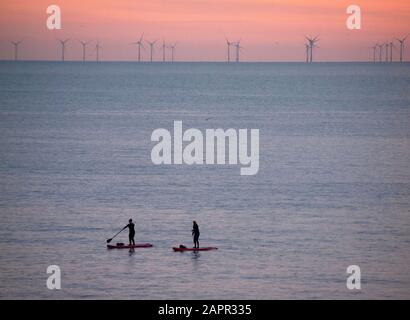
[0,61,409,299]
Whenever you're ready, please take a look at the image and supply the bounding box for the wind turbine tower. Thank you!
[162,40,166,62]
[305,43,310,63]
[377,43,383,62]
[147,40,157,62]
[57,39,69,61]
[389,41,394,62]
[371,44,377,63]
[396,35,408,63]
[234,40,243,62]
[385,43,389,62]
[225,38,233,62]
[168,42,177,62]
[11,40,22,61]
[95,41,102,62]
[79,40,90,62]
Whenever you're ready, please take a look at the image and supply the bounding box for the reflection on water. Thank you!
[0,62,410,299]
[191,251,201,261]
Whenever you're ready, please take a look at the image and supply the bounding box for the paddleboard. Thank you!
[172,247,218,252]
[107,243,153,249]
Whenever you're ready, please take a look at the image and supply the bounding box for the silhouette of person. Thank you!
[192,221,200,248]
[123,219,135,245]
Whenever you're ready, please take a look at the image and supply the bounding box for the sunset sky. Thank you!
[0,0,409,61]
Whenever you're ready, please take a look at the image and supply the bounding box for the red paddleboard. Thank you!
[107,243,153,249]
[172,247,218,252]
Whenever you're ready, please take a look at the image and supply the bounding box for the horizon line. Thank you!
[1,59,409,63]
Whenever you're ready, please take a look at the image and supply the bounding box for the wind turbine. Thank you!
[131,34,144,62]
[57,38,69,61]
[95,40,102,62]
[79,40,91,62]
[162,40,166,62]
[10,40,22,61]
[305,36,319,62]
[377,43,384,62]
[168,42,177,62]
[146,40,157,62]
[396,35,408,63]
[225,37,233,62]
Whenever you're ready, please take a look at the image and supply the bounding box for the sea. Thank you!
[0,61,409,299]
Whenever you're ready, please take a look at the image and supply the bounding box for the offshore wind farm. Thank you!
[4,33,410,62]
[1,0,410,63]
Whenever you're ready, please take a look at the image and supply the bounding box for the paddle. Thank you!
[106,227,125,243]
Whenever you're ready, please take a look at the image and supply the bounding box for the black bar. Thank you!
[0,300,407,319]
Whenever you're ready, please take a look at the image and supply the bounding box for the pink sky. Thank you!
[0,0,409,61]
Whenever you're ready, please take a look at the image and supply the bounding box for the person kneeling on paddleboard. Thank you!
[123,219,135,245]
[192,221,200,248]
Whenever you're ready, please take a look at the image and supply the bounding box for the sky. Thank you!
[0,0,409,61]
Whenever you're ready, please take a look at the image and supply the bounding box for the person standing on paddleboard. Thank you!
[192,221,200,248]
[123,219,135,245]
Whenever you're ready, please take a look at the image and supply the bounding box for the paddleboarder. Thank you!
[192,221,200,248]
[123,219,135,245]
